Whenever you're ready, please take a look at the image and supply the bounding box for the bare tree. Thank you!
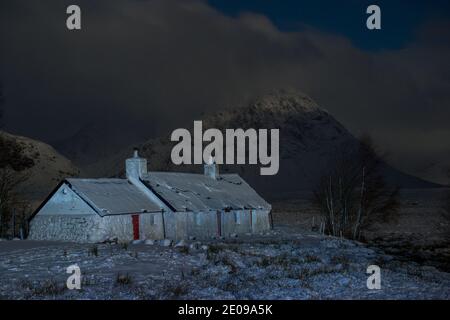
[0,132,33,237]
[0,167,27,237]
[313,134,399,240]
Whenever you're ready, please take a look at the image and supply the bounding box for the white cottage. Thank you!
[28,151,272,242]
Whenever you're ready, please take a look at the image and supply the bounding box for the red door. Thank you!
[132,215,140,240]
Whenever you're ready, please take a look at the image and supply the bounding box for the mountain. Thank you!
[0,131,80,208]
[52,121,148,167]
[84,89,437,200]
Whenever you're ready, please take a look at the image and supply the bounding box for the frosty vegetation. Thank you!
[0,228,448,300]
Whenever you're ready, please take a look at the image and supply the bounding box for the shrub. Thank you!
[166,282,188,298]
[116,273,132,286]
[303,253,321,263]
[330,255,350,267]
[88,245,98,257]
[22,279,66,297]
[176,246,189,254]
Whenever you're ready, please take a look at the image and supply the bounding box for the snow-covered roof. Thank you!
[66,178,163,215]
[141,172,271,212]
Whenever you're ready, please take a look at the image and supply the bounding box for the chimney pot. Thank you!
[204,156,219,179]
[126,148,147,179]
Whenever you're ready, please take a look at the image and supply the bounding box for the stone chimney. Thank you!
[126,148,147,179]
[204,156,219,180]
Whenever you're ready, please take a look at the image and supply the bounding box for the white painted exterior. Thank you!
[37,184,95,216]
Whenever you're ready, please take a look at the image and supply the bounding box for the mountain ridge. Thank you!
[78,90,438,199]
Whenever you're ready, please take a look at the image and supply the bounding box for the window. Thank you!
[149,214,155,226]
[234,212,241,225]
[195,213,202,226]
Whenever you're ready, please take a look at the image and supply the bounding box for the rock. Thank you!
[144,239,155,245]
[101,237,118,244]
[337,277,351,287]
[421,266,439,273]
[188,236,196,240]
[175,240,187,247]
[12,237,21,241]
[189,242,201,250]
[201,245,209,251]
[335,264,344,271]
[218,251,246,269]
[161,239,173,247]
[131,240,143,244]
[230,233,238,238]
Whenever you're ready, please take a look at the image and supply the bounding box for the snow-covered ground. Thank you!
[0,227,449,300]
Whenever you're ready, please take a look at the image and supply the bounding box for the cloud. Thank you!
[1,0,449,182]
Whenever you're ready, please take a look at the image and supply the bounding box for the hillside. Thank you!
[0,131,80,209]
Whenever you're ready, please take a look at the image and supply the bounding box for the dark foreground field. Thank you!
[0,231,449,299]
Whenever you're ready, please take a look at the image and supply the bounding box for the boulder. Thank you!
[161,239,173,247]
[189,242,202,250]
[175,240,187,247]
[101,237,118,244]
[144,239,155,245]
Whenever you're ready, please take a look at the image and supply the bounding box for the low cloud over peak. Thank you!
[1,0,449,183]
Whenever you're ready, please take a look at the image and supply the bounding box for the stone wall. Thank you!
[28,210,272,243]
[29,212,166,243]
[102,213,165,241]
[140,212,165,240]
[251,209,272,233]
[185,211,218,239]
[221,210,252,236]
[28,214,104,242]
[163,209,272,240]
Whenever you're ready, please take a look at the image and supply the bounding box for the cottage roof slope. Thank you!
[66,178,163,215]
[141,172,271,212]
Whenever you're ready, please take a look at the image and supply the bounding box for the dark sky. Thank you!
[1,0,449,183]
[209,0,450,50]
